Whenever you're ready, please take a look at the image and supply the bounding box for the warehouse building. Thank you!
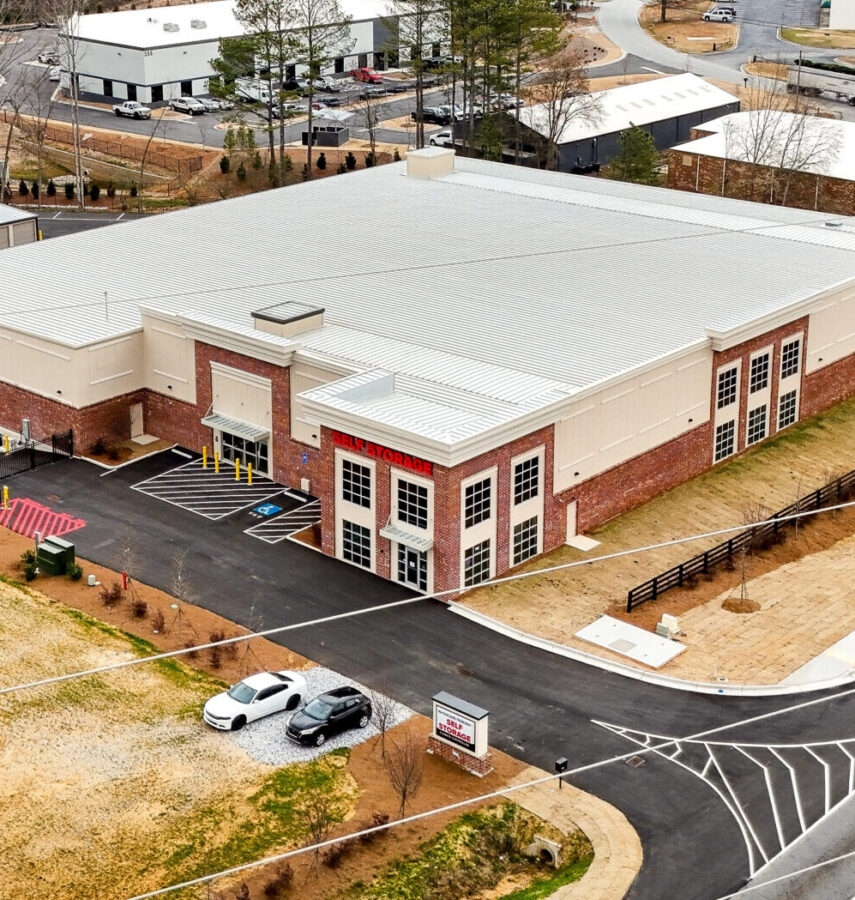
[516,73,739,172]
[667,110,855,215]
[2,150,855,596]
[60,0,403,103]
[0,205,37,249]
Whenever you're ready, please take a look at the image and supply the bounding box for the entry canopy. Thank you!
[201,412,270,442]
[379,522,434,552]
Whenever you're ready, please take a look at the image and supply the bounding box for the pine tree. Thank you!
[608,124,661,185]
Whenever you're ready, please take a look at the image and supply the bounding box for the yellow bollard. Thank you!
[214,452,219,474]
[3,434,8,454]
[202,445,207,469]
[235,458,240,482]
[247,463,252,486]
[2,486,7,511]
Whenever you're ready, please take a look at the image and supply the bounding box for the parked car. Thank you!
[429,128,453,147]
[169,95,206,115]
[350,67,383,84]
[310,75,340,92]
[714,5,737,14]
[113,100,152,119]
[412,106,450,124]
[203,670,307,731]
[286,685,372,747]
[37,50,59,64]
[282,76,309,93]
[48,66,60,82]
[702,9,733,20]
[496,92,522,109]
[197,96,222,112]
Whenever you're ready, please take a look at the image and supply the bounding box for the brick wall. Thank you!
[667,149,855,216]
[711,316,809,449]
[0,379,145,451]
[802,352,855,418]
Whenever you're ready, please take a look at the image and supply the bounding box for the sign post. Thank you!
[428,692,492,777]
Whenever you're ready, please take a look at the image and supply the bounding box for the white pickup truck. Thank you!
[113,100,152,119]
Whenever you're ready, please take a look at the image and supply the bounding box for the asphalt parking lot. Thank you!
[7,447,855,899]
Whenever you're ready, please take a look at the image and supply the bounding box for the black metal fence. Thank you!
[0,430,74,481]
[626,467,855,612]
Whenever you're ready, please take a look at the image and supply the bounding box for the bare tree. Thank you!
[385,730,424,819]
[136,111,167,211]
[722,76,840,207]
[294,789,339,870]
[49,0,88,208]
[369,686,397,758]
[528,48,601,170]
[355,89,380,162]
[287,0,354,179]
[20,68,56,208]
[384,0,436,149]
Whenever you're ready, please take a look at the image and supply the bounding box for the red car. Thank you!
[350,67,383,84]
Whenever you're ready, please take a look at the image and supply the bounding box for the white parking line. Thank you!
[245,500,321,544]
[131,458,282,520]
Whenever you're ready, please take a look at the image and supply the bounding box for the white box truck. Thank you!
[787,63,855,104]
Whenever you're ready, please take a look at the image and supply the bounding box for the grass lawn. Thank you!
[640,0,738,53]
[465,393,855,646]
[0,576,357,900]
[781,26,855,48]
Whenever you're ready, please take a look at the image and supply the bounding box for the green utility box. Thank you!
[43,536,75,570]
[37,543,66,576]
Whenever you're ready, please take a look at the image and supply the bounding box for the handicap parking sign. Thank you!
[254,503,282,517]
[302,452,308,464]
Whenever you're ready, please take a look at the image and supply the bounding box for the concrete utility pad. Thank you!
[576,615,685,668]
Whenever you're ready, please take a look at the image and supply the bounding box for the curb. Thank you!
[449,603,855,697]
[509,765,642,899]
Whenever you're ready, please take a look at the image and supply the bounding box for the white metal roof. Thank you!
[0,204,36,226]
[66,0,390,49]
[3,155,855,448]
[672,109,855,181]
[518,73,738,145]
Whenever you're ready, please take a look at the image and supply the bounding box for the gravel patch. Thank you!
[229,666,413,765]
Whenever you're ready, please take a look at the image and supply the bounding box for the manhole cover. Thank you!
[625,755,646,768]
[45,494,62,503]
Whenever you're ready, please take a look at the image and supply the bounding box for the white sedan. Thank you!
[203,670,307,731]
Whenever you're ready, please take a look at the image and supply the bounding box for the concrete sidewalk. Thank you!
[509,765,642,899]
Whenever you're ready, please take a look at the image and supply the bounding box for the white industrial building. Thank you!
[0,204,38,249]
[60,0,405,103]
[3,151,855,595]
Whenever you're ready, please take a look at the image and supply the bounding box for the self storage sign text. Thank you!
[332,431,434,476]
[435,706,476,751]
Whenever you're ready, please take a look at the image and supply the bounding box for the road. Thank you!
[35,209,145,239]
[9,450,855,900]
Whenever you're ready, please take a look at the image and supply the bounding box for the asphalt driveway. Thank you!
[7,449,854,899]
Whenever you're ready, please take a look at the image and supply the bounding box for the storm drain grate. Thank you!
[625,755,646,768]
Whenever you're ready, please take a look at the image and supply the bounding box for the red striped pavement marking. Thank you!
[0,498,85,539]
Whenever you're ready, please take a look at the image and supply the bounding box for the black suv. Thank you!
[286,686,372,747]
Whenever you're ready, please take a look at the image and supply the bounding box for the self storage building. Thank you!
[2,149,855,596]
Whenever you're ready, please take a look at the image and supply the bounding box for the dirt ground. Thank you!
[0,531,542,899]
[640,0,738,54]
[465,394,855,682]
[781,26,855,49]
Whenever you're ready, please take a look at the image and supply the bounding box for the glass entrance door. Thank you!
[397,545,427,591]
[219,431,269,476]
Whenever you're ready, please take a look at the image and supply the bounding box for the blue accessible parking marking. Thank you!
[254,503,282,517]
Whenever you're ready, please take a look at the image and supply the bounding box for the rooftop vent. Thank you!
[826,220,844,228]
[251,300,324,337]
[190,18,207,28]
[146,16,158,22]
[163,21,180,32]
[406,146,455,178]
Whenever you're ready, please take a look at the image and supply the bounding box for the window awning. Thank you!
[379,523,434,552]
[201,413,269,442]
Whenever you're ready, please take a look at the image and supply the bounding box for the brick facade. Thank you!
[666,148,855,216]
[427,736,494,777]
[0,379,146,452]
[6,310,855,598]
